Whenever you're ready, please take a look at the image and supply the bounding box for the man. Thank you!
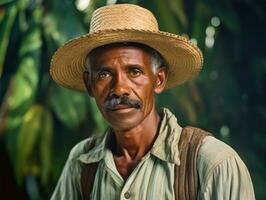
[50,4,255,200]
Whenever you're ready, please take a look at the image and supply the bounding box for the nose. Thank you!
[110,72,131,97]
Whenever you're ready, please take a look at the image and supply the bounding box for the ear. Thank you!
[83,71,93,97]
[154,66,168,94]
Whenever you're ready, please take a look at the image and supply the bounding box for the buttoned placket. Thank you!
[104,149,152,200]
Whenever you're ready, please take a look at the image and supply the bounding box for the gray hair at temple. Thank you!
[85,43,165,74]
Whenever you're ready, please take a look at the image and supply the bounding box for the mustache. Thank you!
[103,95,142,111]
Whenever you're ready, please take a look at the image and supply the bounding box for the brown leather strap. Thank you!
[174,126,212,200]
[81,162,99,200]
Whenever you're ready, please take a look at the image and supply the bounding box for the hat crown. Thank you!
[90,4,159,33]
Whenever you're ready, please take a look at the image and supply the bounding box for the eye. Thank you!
[129,67,142,77]
[97,70,111,79]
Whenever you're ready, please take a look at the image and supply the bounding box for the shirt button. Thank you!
[124,191,131,199]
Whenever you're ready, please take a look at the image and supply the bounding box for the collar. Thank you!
[78,108,182,165]
[150,108,182,165]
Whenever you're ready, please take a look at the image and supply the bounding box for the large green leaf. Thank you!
[6,7,42,114]
[50,85,88,128]
[5,7,42,165]
[15,104,53,186]
[6,56,39,163]
[43,0,86,47]
[0,2,17,76]
[16,104,43,184]
[17,0,32,31]
[7,57,39,114]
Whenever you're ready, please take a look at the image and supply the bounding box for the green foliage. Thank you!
[0,1,107,197]
[0,0,265,199]
[16,104,53,186]
[88,98,108,133]
[0,1,17,76]
[5,5,43,170]
[153,0,180,33]
[40,106,53,186]
[50,85,87,128]
[168,0,188,29]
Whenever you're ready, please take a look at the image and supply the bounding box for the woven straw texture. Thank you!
[50,4,203,91]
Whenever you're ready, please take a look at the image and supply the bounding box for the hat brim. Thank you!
[50,29,203,91]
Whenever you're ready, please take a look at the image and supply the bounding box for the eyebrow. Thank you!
[91,65,111,72]
[125,64,145,69]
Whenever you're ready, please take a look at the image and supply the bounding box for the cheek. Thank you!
[134,83,156,110]
[131,74,156,99]
[133,75,153,86]
[92,81,111,103]
[131,72,157,91]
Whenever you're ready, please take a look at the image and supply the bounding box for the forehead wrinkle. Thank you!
[91,64,110,72]
[106,54,147,68]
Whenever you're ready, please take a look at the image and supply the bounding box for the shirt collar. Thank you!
[78,108,182,165]
[150,108,182,165]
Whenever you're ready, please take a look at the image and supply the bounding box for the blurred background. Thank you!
[0,0,265,199]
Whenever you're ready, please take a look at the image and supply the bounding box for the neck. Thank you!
[112,106,161,160]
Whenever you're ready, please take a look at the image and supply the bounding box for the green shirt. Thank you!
[51,108,255,200]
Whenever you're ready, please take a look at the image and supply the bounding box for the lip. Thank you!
[111,107,135,113]
[107,105,136,114]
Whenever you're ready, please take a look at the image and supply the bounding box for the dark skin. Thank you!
[83,45,168,180]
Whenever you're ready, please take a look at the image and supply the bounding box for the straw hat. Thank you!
[50,4,203,91]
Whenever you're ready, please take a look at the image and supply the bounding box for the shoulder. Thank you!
[59,133,105,175]
[197,135,240,182]
[68,133,106,161]
[50,133,107,199]
[197,136,255,199]
[198,136,238,169]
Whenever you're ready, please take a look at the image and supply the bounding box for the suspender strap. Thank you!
[174,126,212,200]
[81,162,98,200]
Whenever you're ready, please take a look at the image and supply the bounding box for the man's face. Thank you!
[84,45,166,131]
